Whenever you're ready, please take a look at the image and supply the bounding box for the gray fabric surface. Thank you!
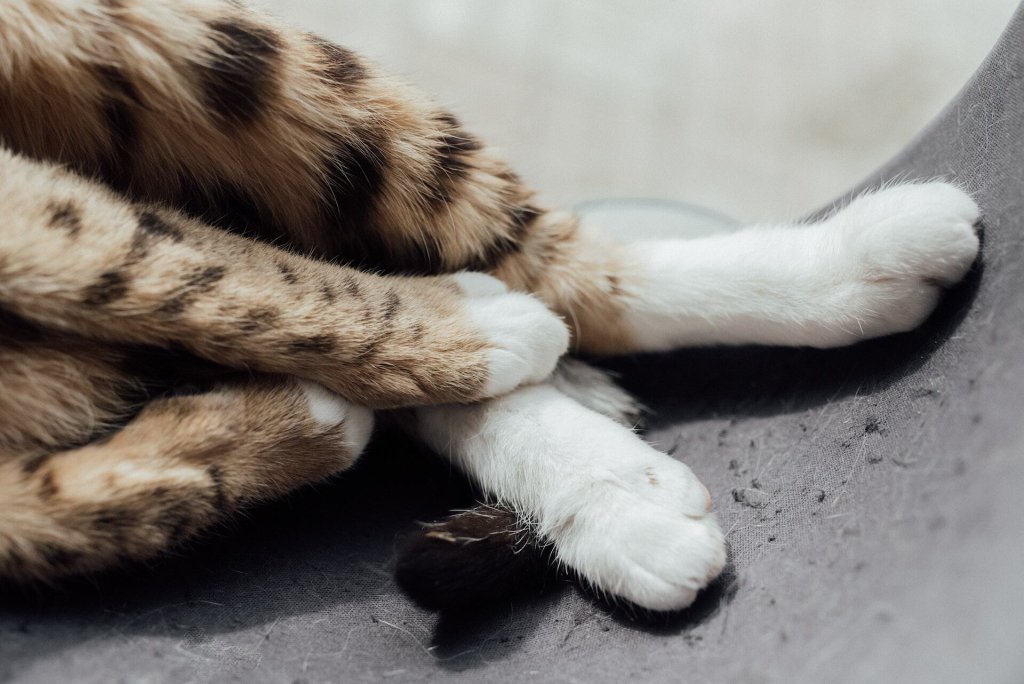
[5,7,1024,683]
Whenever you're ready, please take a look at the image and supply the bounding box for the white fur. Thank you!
[299,380,375,455]
[450,270,511,297]
[416,385,724,612]
[549,357,643,428]
[618,183,981,349]
[452,271,570,396]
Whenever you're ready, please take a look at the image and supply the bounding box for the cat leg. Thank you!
[0,0,549,274]
[614,183,982,350]
[414,385,725,612]
[494,183,981,353]
[0,148,567,408]
[0,2,980,328]
[395,358,649,611]
[0,376,372,582]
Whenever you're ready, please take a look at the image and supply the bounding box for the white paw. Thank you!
[816,182,981,346]
[548,446,725,612]
[452,272,570,396]
[416,384,724,612]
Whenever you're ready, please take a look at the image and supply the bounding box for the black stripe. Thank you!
[131,210,184,259]
[157,265,227,316]
[83,270,130,306]
[288,335,337,354]
[239,307,280,333]
[47,201,82,237]
[177,174,286,244]
[320,132,389,262]
[309,35,367,88]
[426,114,483,208]
[96,65,141,191]
[460,204,542,271]
[276,261,299,285]
[201,20,281,123]
[381,289,400,321]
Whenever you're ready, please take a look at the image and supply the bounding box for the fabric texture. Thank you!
[4,7,1024,683]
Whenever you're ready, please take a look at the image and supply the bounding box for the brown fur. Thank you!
[1,376,360,582]
[0,0,647,581]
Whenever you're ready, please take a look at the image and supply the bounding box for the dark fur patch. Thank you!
[130,210,184,258]
[462,236,520,272]
[276,261,299,285]
[21,454,49,475]
[93,509,133,542]
[319,283,337,304]
[496,168,523,186]
[161,499,200,541]
[201,20,281,122]
[435,112,461,129]
[440,130,481,156]
[185,265,227,289]
[321,130,463,273]
[176,175,286,244]
[319,132,394,263]
[38,471,59,499]
[138,211,184,242]
[508,204,543,233]
[459,205,541,272]
[395,504,551,611]
[341,275,362,299]
[207,464,230,512]
[157,265,227,316]
[83,270,129,306]
[47,201,81,237]
[238,307,279,333]
[137,485,198,544]
[288,335,337,354]
[96,65,141,191]
[381,289,400,321]
[310,35,367,87]
[427,116,483,208]
[607,274,624,299]
[37,543,82,570]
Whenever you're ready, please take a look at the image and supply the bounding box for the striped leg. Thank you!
[0,376,372,582]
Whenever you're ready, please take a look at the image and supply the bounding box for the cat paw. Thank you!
[816,182,981,346]
[550,450,726,611]
[452,272,570,396]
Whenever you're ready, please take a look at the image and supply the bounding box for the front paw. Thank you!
[452,272,570,397]
[817,182,980,346]
[549,452,726,612]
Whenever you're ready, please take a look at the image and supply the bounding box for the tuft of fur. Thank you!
[395,504,551,611]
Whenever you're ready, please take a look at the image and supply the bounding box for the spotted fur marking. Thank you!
[202,20,282,123]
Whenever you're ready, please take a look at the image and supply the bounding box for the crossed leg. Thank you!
[0,376,372,581]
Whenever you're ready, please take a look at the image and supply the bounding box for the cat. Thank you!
[0,0,980,612]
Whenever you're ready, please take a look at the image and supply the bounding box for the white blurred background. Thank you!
[257,1,1018,221]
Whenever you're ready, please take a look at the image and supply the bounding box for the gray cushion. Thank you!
[4,6,1024,683]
